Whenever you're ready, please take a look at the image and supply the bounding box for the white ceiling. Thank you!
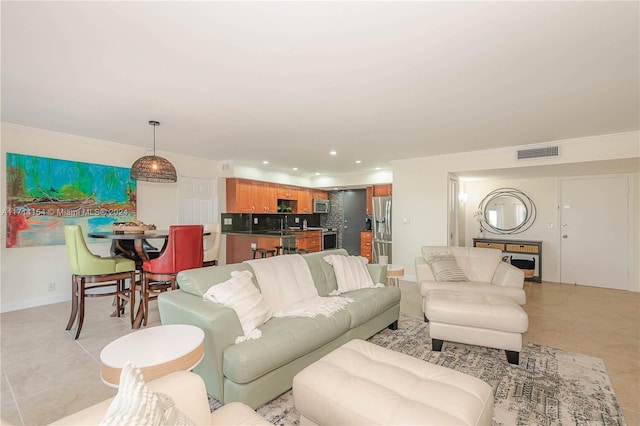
[2,1,638,178]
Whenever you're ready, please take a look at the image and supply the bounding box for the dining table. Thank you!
[88,230,171,262]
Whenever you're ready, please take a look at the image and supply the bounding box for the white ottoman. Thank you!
[293,339,494,426]
[425,290,529,364]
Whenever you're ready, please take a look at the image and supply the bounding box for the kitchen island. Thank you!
[225,229,322,264]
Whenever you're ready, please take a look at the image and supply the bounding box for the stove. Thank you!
[322,230,338,250]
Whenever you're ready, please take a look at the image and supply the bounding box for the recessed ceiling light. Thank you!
[262,160,269,164]
[292,167,298,171]
[315,172,321,176]
[375,167,381,170]
[355,160,362,164]
[329,151,337,156]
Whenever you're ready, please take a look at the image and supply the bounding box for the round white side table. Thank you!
[100,324,205,387]
[386,265,404,287]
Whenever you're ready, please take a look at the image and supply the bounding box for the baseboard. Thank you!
[1,293,71,313]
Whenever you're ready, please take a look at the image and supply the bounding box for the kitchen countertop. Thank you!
[223,230,320,237]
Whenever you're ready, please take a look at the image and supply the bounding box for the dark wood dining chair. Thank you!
[136,225,204,326]
[63,225,136,339]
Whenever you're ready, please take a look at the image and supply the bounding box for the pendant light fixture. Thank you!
[130,120,177,183]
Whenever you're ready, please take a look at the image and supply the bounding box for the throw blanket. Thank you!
[245,254,352,318]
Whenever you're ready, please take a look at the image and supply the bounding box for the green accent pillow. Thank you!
[424,253,469,282]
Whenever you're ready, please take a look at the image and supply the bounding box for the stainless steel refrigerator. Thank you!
[371,196,392,264]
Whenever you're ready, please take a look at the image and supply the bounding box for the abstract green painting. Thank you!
[5,153,137,247]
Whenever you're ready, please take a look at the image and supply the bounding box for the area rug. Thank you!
[211,315,626,425]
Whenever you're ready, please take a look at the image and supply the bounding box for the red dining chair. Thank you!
[136,225,204,326]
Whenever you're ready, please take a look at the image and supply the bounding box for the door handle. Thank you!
[562,235,568,238]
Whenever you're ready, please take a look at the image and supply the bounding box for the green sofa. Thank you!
[158,249,401,409]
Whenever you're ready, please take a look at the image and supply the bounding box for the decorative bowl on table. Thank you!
[112,221,156,234]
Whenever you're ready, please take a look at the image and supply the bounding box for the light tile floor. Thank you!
[1,281,638,425]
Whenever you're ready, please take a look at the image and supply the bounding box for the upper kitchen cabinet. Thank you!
[254,181,277,213]
[226,178,276,213]
[298,188,313,213]
[226,178,256,213]
[366,186,374,215]
[373,184,393,196]
[226,179,330,214]
[311,190,329,200]
[277,185,298,200]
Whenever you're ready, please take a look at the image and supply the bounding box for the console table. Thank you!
[472,238,542,283]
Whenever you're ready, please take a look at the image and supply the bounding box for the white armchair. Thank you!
[48,371,270,426]
[416,246,526,319]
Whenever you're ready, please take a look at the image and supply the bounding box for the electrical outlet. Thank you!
[47,282,56,292]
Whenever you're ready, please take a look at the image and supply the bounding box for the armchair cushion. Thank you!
[423,253,469,282]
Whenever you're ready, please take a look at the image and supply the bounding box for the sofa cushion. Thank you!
[177,263,254,297]
[203,270,272,343]
[323,254,376,292]
[222,310,351,384]
[303,249,349,296]
[342,286,402,328]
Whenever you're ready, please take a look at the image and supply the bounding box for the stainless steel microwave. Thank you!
[313,199,330,213]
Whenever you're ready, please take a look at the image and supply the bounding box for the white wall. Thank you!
[392,131,640,291]
[1,123,219,312]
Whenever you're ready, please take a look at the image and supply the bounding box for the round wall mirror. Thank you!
[476,188,536,234]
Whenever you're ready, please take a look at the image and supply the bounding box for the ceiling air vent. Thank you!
[517,146,559,160]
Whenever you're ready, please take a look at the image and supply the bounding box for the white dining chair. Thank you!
[203,223,221,266]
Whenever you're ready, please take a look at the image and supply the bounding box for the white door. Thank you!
[177,176,217,225]
[560,175,631,290]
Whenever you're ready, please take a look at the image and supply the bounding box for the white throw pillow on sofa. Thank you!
[324,255,381,293]
[203,270,272,343]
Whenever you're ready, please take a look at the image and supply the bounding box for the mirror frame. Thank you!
[476,188,536,235]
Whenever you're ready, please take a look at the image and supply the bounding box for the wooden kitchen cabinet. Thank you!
[365,186,373,215]
[373,184,393,196]
[254,181,277,213]
[360,231,373,263]
[312,190,328,200]
[226,178,276,213]
[227,179,329,214]
[297,230,322,253]
[277,185,298,200]
[226,178,256,213]
[297,188,313,213]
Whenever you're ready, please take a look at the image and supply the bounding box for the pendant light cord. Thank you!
[149,120,160,156]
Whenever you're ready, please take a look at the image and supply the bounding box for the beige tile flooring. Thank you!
[1,281,639,425]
